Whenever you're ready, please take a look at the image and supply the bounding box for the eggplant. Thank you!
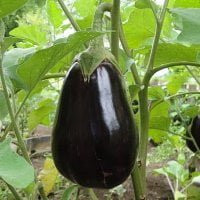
[186,115,200,153]
[51,61,138,189]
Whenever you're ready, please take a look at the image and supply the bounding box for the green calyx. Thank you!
[73,2,118,81]
[75,46,119,81]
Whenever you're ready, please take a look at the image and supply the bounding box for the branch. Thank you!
[185,65,200,86]
[57,0,81,31]
[150,62,200,78]
[145,0,169,73]
[150,91,200,110]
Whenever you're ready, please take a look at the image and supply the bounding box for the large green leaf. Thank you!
[174,0,200,8]
[144,43,200,67]
[3,47,36,89]
[10,25,47,45]
[0,138,34,188]
[61,185,78,200]
[0,91,8,120]
[170,8,200,44]
[17,30,104,91]
[123,8,156,48]
[0,0,28,19]
[47,0,65,28]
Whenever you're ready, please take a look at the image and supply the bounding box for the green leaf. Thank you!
[17,30,105,91]
[182,105,200,118]
[128,85,141,100]
[174,0,200,8]
[0,0,28,19]
[170,8,200,44]
[149,116,171,131]
[144,43,200,67]
[135,0,157,11]
[149,43,200,66]
[149,129,168,143]
[61,185,78,200]
[74,0,96,18]
[151,101,170,117]
[10,25,47,45]
[47,0,64,28]
[148,86,165,100]
[164,160,189,182]
[28,99,55,130]
[0,138,34,188]
[123,8,156,48]
[3,47,36,89]
[0,91,8,120]
[167,71,188,94]
[187,185,200,199]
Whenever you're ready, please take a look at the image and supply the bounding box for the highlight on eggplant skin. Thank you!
[51,61,138,189]
[186,115,200,153]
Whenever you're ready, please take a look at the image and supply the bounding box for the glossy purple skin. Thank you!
[51,61,138,188]
[186,115,200,152]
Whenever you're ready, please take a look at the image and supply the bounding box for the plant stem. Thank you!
[38,182,49,200]
[111,0,120,61]
[185,65,200,86]
[150,61,200,77]
[145,0,168,71]
[88,189,98,200]
[0,47,31,164]
[43,73,65,80]
[0,90,31,142]
[57,0,81,31]
[150,91,200,110]
[5,182,22,200]
[131,165,145,200]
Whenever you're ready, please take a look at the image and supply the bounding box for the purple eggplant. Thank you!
[186,115,200,153]
[51,61,138,189]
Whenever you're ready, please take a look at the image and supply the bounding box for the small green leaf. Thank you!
[0,138,34,188]
[0,0,28,19]
[61,185,78,200]
[164,160,189,182]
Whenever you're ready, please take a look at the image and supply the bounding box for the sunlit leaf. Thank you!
[38,157,58,195]
[0,0,28,19]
